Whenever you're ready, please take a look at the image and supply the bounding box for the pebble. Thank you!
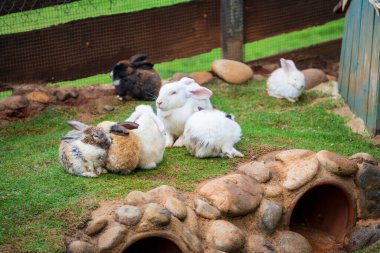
[194,199,221,220]
[211,59,253,84]
[164,197,187,220]
[206,220,245,253]
[114,205,142,226]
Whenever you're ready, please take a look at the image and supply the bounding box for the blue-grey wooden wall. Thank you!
[339,0,380,135]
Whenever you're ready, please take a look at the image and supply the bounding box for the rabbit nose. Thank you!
[156,101,163,106]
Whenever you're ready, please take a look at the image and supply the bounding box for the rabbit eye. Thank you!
[170,91,177,95]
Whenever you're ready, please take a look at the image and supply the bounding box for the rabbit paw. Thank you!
[165,133,174,147]
[221,149,244,159]
[141,162,157,170]
[81,172,98,178]
[173,136,184,147]
[287,98,297,102]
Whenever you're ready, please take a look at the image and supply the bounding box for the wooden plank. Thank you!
[0,0,343,84]
[339,2,356,101]
[347,0,364,111]
[221,0,244,61]
[354,0,375,125]
[367,7,380,134]
[338,12,350,99]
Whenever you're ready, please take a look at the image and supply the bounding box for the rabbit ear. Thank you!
[280,58,291,73]
[130,54,148,64]
[152,115,165,132]
[119,121,139,130]
[126,110,143,123]
[180,77,196,86]
[132,61,154,70]
[286,60,297,71]
[68,121,87,131]
[186,85,213,99]
[110,124,129,136]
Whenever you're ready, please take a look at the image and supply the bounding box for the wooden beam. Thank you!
[220,0,244,61]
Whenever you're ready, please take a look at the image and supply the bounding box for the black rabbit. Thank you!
[110,54,161,101]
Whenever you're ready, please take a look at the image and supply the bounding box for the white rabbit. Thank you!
[267,58,305,102]
[183,109,243,158]
[156,77,213,148]
[126,105,166,169]
[59,121,111,177]
[97,121,141,174]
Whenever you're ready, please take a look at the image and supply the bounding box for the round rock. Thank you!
[275,149,315,163]
[350,152,378,166]
[164,197,187,220]
[198,174,263,216]
[124,190,153,206]
[4,95,29,110]
[84,218,108,236]
[184,207,200,235]
[346,223,380,250]
[276,231,313,253]
[147,185,185,202]
[264,185,283,198]
[114,205,142,226]
[194,199,221,220]
[238,161,271,183]
[301,68,328,90]
[206,220,245,253]
[247,235,278,253]
[283,156,319,190]
[190,71,214,84]
[170,73,191,81]
[67,240,95,253]
[143,203,171,226]
[317,150,358,176]
[258,199,283,233]
[98,224,127,253]
[356,163,380,216]
[26,91,50,104]
[211,59,253,84]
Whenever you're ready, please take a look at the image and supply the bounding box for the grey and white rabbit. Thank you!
[183,109,243,158]
[110,54,161,101]
[59,121,111,177]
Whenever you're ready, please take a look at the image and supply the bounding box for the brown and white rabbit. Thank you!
[97,121,141,174]
[110,54,161,101]
[59,121,111,178]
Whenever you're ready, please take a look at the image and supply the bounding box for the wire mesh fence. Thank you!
[0,0,344,102]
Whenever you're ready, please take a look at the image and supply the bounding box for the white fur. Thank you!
[156,77,213,147]
[183,109,243,158]
[126,105,166,169]
[267,59,305,102]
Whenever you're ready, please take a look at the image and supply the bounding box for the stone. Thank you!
[194,199,221,220]
[84,218,108,236]
[169,73,191,82]
[258,199,283,233]
[247,235,277,253]
[258,150,283,162]
[356,163,380,217]
[283,156,319,190]
[124,191,154,206]
[275,149,315,163]
[4,95,29,110]
[346,223,380,250]
[211,59,253,84]
[204,250,226,253]
[142,203,171,227]
[206,220,245,253]
[55,88,77,101]
[317,150,358,176]
[326,74,337,82]
[198,174,263,216]
[114,205,142,226]
[164,197,187,220]
[181,225,203,253]
[98,224,127,253]
[184,207,199,235]
[238,161,271,183]
[264,185,283,198]
[350,152,378,166]
[25,91,50,104]
[67,240,95,253]
[301,68,328,90]
[147,185,185,202]
[103,105,115,112]
[190,71,214,84]
[276,231,313,253]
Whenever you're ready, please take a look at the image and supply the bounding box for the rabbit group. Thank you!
[61,58,305,177]
[110,54,161,101]
[59,105,166,177]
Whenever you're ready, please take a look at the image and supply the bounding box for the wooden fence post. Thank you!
[220,0,244,62]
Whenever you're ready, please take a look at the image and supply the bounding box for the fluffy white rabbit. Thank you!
[267,58,305,102]
[126,105,166,169]
[183,109,243,158]
[59,121,111,177]
[156,77,213,147]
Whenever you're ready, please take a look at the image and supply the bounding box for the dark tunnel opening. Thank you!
[123,236,183,253]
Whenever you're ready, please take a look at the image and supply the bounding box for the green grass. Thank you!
[0,80,379,252]
[0,0,189,35]
[51,18,345,87]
